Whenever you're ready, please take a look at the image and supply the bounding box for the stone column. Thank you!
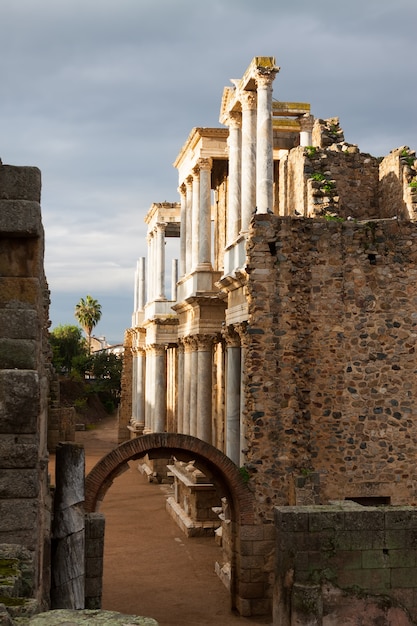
[189,337,198,437]
[226,112,242,245]
[178,184,187,278]
[146,232,154,302]
[241,91,257,232]
[185,176,193,275]
[155,222,166,300]
[132,347,145,434]
[177,341,184,433]
[198,157,213,270]
[137,257,146,311]
[153,344,167,432]
[51,443,85,609]
[144,345,154,434]
[196,335,213,443]
[225,329,241,465]
[256,68,278,214]
[171,258,178,301]
[182,338,193,435]
[299,113,314,147]
[191,165,200,271]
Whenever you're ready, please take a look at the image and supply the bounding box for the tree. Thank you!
[50,324,87,373]
[74,295,102,353]
[71,350,123,413]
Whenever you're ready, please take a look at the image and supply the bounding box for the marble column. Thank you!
[198,157,213,270]
[299,113,314,147]
[144,346,154,434]
[196,335,213,443]
[185,176,193,275]
[177,342,184,433]
[153,344,167,432]
[225,329,241,465]
[241,91,257,232]
[132,347,145,434]
[226,112,242,245]
[178,184,187,278]
[256,69,278,214]
[182,339,192,434]
[189,338,198,437]
[146,232,154,302]
[191,166,200,271]
[171,258,178,301]
[155,222,166,300]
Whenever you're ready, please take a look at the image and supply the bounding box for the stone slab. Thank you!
[28,609,159,625]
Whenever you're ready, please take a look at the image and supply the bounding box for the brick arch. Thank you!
[85,433,255,526]
[84,433,272,616]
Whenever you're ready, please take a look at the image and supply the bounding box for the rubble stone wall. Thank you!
[0,163,51,607]
[245,214,417,521]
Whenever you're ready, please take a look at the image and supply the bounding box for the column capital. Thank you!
[223,325,241,348]
[184,336,198,352]
[178,183,186,197]
[196,334,214,351]
[241,91,257,111]
[192,164,200,178]
[226,110,242,129]
[299,113,314,133]
[198,157,213,171]
[255,69,278,89]
[186,175,193,188]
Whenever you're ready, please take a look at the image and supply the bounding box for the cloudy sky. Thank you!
[1,0,416,344]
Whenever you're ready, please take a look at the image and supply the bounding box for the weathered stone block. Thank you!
[0,470,39,498]
[0,166,41,203]
[0,278,40,307]
[0,370,39,434]
[0,310,38,339]
[0,440,38,468]
[0,338,36,369]
[0,500,38,533]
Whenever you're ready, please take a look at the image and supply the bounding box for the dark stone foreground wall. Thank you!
[0,163,51,607]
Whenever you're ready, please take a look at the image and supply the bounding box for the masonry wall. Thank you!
[244,214,417,520]
[0,163,51,607]
[274,505,417,625]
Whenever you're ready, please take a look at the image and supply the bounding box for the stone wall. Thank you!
[0,163,51,608]
[274,504,417,625]
[244,214,417,520]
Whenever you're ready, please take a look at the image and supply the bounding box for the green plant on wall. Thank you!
[305,146,317,158]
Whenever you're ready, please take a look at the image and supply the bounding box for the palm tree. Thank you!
[74,295,102,353]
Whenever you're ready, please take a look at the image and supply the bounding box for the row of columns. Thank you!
[225,71,277,249]
[130,326,246,467]
[178,157,213,278]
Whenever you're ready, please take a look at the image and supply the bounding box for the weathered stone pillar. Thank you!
[191,165,200,271]
[197,335,213,443]
[51,442,85,610]
[84,512,105,610]
[185,176,193,275]
[225,329,241,465]
[241,91,257,232]
[299,113,315,147]
[227,112,242,245]
[153,344,167,432]
[189,338,198,437]
[178,183,187,278]
[256,68,278,214]
[155,222,166,300]
[198,157,213,270]
[177,341,185,433]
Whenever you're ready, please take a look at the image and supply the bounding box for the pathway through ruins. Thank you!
[76,415,271,626]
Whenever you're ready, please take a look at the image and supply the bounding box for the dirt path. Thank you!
[73,415,272,626]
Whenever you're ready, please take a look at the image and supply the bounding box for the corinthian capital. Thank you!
[241,91,257,111]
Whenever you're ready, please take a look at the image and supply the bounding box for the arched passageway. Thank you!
[85,433,273,617]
